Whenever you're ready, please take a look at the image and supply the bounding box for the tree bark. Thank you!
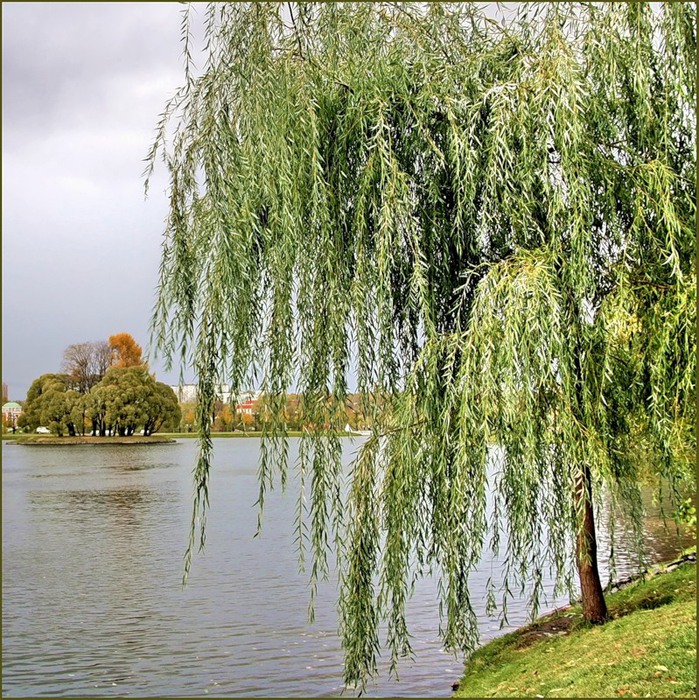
[574,463,608,623]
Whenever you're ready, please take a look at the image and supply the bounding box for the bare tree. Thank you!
[92,341,112,378]
[62,343,94,394]
[62,341,112,394]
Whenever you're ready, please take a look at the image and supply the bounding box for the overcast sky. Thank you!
[3,2,195,400]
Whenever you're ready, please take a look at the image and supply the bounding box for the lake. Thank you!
[2,438,690,697]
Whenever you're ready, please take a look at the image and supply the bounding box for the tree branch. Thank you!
[287,2,305,60]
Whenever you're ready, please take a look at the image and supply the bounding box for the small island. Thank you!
[9,334,182,442]
[9,434,176,446]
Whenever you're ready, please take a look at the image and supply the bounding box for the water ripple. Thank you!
[3,439,691,697]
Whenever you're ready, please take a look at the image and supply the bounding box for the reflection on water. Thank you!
[30,487,173,529]
[2,440,692,697]
[31,486,166,511]
[596,488,692,587]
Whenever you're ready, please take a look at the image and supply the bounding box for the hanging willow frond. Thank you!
[148,2,696,688]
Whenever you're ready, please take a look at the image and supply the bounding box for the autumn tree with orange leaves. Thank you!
[109,333,145,369]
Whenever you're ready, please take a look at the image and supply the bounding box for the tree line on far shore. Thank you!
[14,332,375,436]
[194,393,374,434]
[18,334,181,437]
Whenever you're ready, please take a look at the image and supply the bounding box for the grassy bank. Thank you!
[454,552,696,698]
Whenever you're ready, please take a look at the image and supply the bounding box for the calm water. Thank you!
[2,439,690,697]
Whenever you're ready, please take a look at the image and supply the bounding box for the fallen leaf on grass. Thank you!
[654,665,669,672]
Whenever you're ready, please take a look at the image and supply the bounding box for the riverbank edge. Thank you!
[158,431,368,439]
[453,548,696,698]
[7,436,177,446]
[2,431,368,443]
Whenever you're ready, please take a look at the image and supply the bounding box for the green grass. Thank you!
[455,557,696,698]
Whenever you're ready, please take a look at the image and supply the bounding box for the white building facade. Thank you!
[169,385,261,407]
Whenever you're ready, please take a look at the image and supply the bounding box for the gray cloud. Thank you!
[4,3,184,134]
[3,2,195,400]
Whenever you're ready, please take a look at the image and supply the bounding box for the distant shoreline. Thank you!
[4,431,369,445]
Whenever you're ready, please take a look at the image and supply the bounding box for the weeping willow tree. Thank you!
[147,2,696,688]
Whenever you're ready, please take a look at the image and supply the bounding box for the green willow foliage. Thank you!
[148,2,696,687]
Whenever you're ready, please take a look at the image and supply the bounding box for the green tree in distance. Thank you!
[86,367,180,437]
[19,374,83,436]
[100,367,147,437]
[143,381,182,435]
[22,348,179,439]
[147,2,695,687]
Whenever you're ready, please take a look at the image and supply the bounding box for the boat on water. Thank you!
[345,424,371,437]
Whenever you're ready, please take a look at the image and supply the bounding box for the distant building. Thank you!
[169,384,228,403]
[235,399,257,415]
[169,384,261,408]
[2,401,23,425]
[170,384,198,403]
[234,390,261,415]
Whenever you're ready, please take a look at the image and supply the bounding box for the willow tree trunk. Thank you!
[574,462,608,623]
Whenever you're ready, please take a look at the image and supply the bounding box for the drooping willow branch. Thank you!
[147,2,696,688]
